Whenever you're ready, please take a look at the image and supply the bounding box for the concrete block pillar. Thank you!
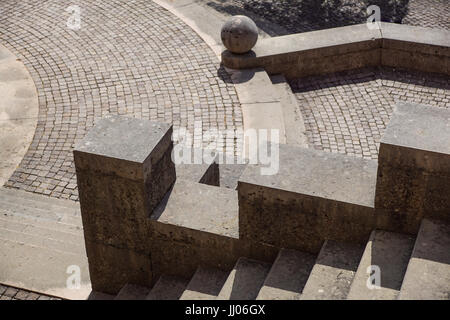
[73,115,175,293]
[375,103,450,234]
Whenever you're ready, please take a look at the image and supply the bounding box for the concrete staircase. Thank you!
[0,187,91,300]
[96,219,449,300]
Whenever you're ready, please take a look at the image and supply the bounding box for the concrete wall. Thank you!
[222,23,450,78]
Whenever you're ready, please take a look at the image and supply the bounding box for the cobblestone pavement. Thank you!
[205,0,449,35]
[0,0,242,200]
[0,284,61,300]
[290,67,450,160]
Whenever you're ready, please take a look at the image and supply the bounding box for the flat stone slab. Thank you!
[347,230,415,300]
[301,240,364,300]
[239,144,377,208]
[216,257,270,300]
[151,179,239,239]
[380,22,450,56]
[381,102,450,157]
[399,219,450,300]
[257,249,315,300]
[180,266,228,300]
[146,275,188,300]
[74,115,172,167]
[247,23,381,59]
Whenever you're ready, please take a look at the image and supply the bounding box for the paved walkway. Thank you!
[0,284,61,300]
[290,67,450,160]
[0,0,242,200]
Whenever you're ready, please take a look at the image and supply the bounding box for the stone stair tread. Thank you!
[347,230,415,300]
[0,188,80,211]
[0,226,85,256]
[180,266,229,300]
[257,249,315,300]
[0,238,90,300]
[115,284,150,300]
[301,240,364,300]
[146,275,189,300]
[217,258,271,300]
[88,291,114,300]
[0,199,82,227]
[0,216,84,244]
[0,209,83,234]
[398,219,450,300]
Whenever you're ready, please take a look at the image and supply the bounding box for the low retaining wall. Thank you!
[222,22,450,78]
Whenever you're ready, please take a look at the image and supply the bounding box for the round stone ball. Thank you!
[221,15,258,54]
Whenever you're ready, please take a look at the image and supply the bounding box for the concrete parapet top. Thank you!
[222,22,450,75]
[151,179,239,239]
[74,115,172,164]
[252,23,382,58]
[379,22,450,55]
[381,102,450,156]
[239,145,377,208]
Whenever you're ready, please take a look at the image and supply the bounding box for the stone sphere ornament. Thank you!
[221,15,258,54]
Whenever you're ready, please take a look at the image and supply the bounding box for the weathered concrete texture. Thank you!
[399,219,450,300]
[222,23,382,77]
[256,249,315,300]
[238,144,377,253]
[114,284,149,300]
[301,240,364,300]
[216,257,270,300]
[174,147,219,186]
[146,275,189,300]
[380,22,450,75]
[375,103,450,234]
[347,230,415,300]
[180,266,229,300]
[149,178,277,280]
[73,116,175,293]
[0,44,38,187]
[222,22,450,78]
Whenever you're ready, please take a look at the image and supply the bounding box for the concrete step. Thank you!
[347,230,415,300]
[0,216,84,245]
[180,266,229,300]
[0,227,85,256]
[301,240,364,300]
[0,198,82,227]
[217,258,271,300]
[218,163,247,190]
[146,275,189,300]
[0,188,80,212]
[398,219,450,300]
[115,284,150,300]
[0,238,90,300]
[257,249,315,300]
[0,209,83,235]
[175,147,219,186]
[87,291,114,300]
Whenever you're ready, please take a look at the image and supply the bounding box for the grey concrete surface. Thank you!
[0,44,38,187]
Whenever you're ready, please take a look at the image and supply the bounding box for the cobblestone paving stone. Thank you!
[290,67,450,160]
[0,283,61,300]
[205,0,448,35]
[0,0,242,201]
